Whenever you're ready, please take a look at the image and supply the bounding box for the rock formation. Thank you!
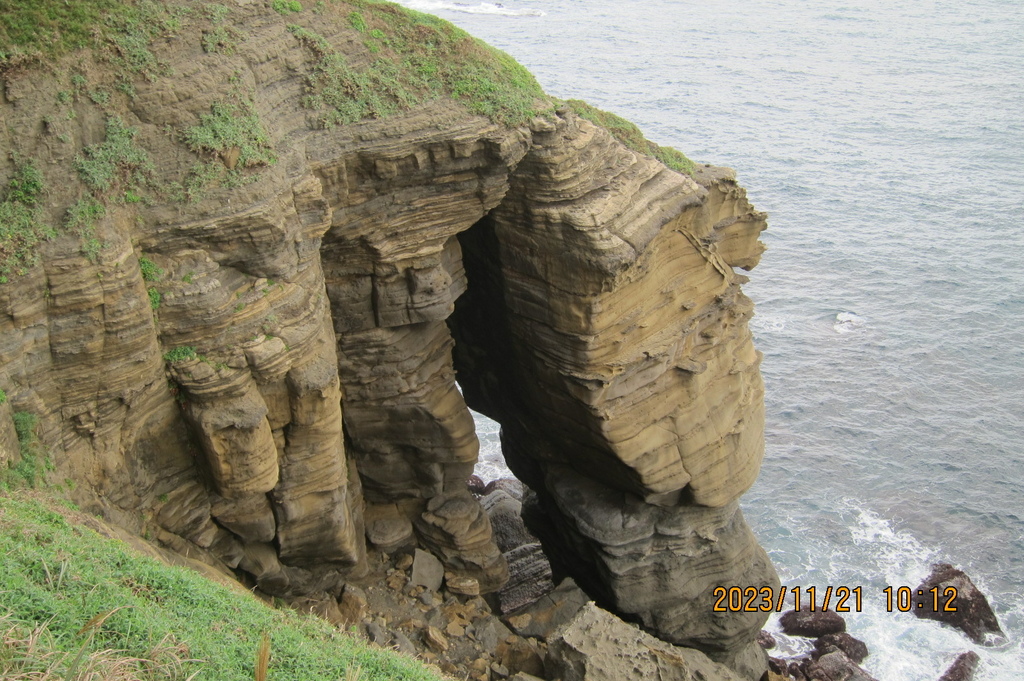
[912,563,1004,645]
[449,109,777,670]
[0,1,775,677]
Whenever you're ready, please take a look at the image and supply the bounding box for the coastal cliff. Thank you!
[0,1,774,678]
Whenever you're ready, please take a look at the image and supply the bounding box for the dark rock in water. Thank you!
[467,474,487,495]
[767,656,788,675]
[757,629,777,650]
[484,477,525,501]
[803,650,878,681]
[813,632,868,664]
[912,563,1004,645]
[937,651,981,681]
[779,609,846,638]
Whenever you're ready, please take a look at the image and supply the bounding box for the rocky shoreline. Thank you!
[277,476,1002,681]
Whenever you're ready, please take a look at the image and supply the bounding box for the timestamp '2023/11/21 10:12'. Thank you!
[711,586,959,613]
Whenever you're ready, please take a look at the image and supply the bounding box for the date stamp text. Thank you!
[711,586,958,613]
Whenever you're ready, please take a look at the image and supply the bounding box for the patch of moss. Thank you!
[202,3,239,54]
[138,256,164,282]
[273,0,304,14]
[565,99,696,175]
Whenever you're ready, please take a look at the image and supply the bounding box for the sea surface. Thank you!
[393,1,1024,678]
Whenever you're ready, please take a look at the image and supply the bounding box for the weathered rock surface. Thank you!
[802,650,879,681]
[0,0,772,672]
[529,464,778,659]
[937,651,981,681]
[449,109,776,667]
[546,602,746,681]
[780,610,847,638]
[912,563,1004,645]
[813,633,868,664]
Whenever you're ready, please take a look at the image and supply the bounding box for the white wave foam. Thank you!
[849,507,937,585]
[769,503,1024,680]
[833,310,866,334]
[397,0,545,16]
[751,315,787,334]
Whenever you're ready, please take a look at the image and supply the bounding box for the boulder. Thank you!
[813,633,868,664]
[757,630,777,650]
[779,610,846,638]
[912,563,1004,645]
[498,543,555,614]
[484,478,526,501]
[545,602,747,681]
[410,548,444,592]
[506,577,589,640]
[337,584,368,626]
[414,491,509,594]
[467,475,488,495]
[937,651,981,681]
[497,635,545,677]
[802,650,878,681]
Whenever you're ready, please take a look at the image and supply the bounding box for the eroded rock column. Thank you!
[319,114,529,591]
[450,109,777,676]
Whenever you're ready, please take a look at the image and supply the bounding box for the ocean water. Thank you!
[393,1,1024,677]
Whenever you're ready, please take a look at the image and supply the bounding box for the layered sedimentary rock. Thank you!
[0,1,773,673]
[450,111,777,670]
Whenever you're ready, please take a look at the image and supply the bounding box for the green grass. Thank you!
[63,197,107,263]
[148,287,162,310]
[139,256,164,282]
[273,0,304,15]
[565,99,696,175]
[162,346,198,363]
[0,0,188,79]
[182,99,276,169]
[74,116,155,196]
[0,160,55,281]
[5,412,47,488]
[0,491,444,680]
[288,2,548,128]
[0,389,6,405]
[0,0,133,69]
[202,3,239,54]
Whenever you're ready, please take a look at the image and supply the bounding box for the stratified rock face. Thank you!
[0,9,522,597]
[453,113,767,506]
[0,2,773,664]
[450,111,776,664]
